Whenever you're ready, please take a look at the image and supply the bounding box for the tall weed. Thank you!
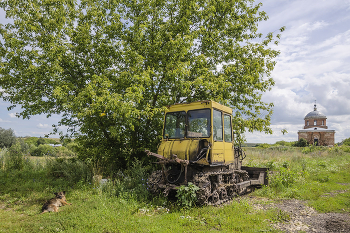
[176,182,199,208]
[0,143,32,171]
[115,159,150,200]
[45,157,93,184]
[269,167,298,190]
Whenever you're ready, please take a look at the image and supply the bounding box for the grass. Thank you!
[0,145,350,232]
[246,146,350,213]
[0,192,280,232]
[0,174,277,232]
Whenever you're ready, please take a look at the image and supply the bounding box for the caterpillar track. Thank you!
[147,159,267,206]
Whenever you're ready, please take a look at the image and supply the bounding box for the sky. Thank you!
[1,0,350,143]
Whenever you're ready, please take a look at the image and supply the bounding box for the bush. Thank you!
[341,138,350,146]
[36,137,46,146]
[0,127,16,148]
[340,146,350,153]
[30,144,57,157]
[56,146,75,157]
[293,138,309,147]
[257,143,271,149]
[3,143,26,170]
[65,142,79,153]
[46,157,93,183]
[275,141,293,147]
[121,159,150,200]
[176,182,200,208]
[23,137,38,146]
[269,168,297,190]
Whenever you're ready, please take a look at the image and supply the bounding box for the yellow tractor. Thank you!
[146,100,267,205]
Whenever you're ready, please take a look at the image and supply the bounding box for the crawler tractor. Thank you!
[146,100,268,205]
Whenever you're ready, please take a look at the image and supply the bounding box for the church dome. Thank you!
[304,104,326,120]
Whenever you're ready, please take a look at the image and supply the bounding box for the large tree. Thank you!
[0,0,283,171]
[0,127,16,148]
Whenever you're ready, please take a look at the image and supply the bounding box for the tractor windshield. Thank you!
[164,109,211,138]
[187,109,211,138]
[164,111,186,138]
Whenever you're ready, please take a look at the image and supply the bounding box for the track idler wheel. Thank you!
[227,186,236,198]
[209,190,220,205]
[219,187,228,201]
[196,188,209,206]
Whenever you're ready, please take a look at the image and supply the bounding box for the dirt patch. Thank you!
[246,197,350,233]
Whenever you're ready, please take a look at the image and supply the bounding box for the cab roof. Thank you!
[166,100,232,114]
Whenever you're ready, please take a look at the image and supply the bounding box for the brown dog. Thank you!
[41,191,72,214]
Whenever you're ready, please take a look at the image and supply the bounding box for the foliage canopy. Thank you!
[341,138,350,146]
[0,0,283,171]
[0,127,16,148]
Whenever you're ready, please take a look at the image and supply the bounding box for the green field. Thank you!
[1,146,349,232]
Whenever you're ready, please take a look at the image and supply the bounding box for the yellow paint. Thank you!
[224,142,234,163]
[211,141,225,163]
[158,100,235,165]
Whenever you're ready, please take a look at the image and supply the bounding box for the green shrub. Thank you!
[46,157,93,183]
[56,146,75,157]
[340,146,350,153]
[30,144,57,157]
[257,143,271,149]
[36,137,46,146]
[302,145,328,154]
[0,148,6,170]
[0,127,16,148]
[17,139,30,154]
[121,159,150,200]
[341,137,350,146]
[269,168,297,189]
[293,138,309,147]
[176,182,199,208]
[65,142,79,154]
[264,161,276,170]
[23,137,37,146]
[275,141,293,147]
[4,143,25,170]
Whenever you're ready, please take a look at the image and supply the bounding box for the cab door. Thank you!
[223,114,234,163]
[211,109,224,164]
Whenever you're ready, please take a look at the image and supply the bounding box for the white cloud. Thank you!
[8,113,17,118]
[30,131,51,136]
[0,118,10,123]
[307,21,329,31]
[37,123,50,129]
[245,0,350,143]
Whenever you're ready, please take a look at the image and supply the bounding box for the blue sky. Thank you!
[1,0,350,143]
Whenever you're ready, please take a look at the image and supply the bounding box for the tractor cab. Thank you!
[157,100,240,169]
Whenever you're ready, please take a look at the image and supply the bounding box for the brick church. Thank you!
[298,102,335,146]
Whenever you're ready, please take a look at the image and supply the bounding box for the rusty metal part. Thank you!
[146,150,268,206]
[145,150,189,165]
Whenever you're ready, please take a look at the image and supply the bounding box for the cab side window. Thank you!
[224,114,232,142]
[213,109,223,141]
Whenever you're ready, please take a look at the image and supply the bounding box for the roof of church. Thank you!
[304,103,326,120]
